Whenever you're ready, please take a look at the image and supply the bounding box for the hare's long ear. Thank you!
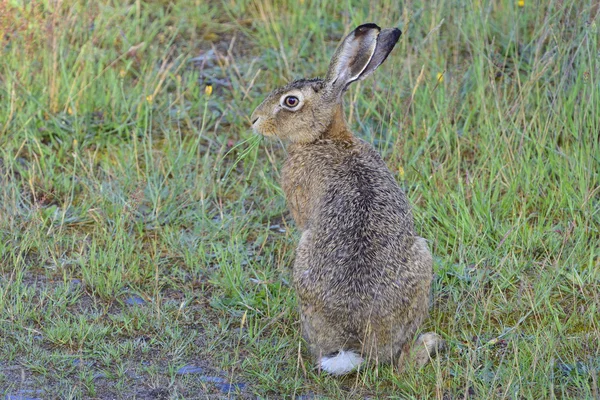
[325,23,401,97]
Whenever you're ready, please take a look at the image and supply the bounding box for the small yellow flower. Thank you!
[517,0,524,7]
[203,32,219,42]
[146,95,153,104]
[583,71,590,82]
[205,85,213,96]
[67,107,73,115]
[73,139,78,148]
[437,72,444,83]
[119,69,126,78]
[176,74,182,83]
[398,166,405,180]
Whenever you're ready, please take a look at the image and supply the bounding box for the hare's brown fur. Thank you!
[251,23,443,374]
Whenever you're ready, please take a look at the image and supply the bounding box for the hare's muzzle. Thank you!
[250,115,267,136]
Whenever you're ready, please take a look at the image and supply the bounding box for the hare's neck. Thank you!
[322,103,353,142]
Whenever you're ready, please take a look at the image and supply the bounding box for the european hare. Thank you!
[251,23,444,375]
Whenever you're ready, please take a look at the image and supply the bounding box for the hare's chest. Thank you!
[281,153,330,230]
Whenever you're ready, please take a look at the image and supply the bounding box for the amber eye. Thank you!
[284,95,299,108]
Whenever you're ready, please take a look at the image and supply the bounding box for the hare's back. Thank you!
[315,139,414,240]
[306,140,423,294]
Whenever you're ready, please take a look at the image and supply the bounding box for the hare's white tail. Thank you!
[320,350,363,375]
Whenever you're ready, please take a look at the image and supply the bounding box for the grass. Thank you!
[0,0,599,398]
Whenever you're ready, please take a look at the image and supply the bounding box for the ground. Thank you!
[0,0,599,399]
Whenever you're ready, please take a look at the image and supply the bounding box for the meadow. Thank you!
[0,0,599,398]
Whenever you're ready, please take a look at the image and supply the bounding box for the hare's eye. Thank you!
[284,95,299,108]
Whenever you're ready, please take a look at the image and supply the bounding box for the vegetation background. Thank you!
[0,0,598,398]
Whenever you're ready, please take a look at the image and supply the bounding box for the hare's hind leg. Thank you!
[394,238,444,369]
[408,238,445,367]
[411,332,445,367]
[395,332,445,373]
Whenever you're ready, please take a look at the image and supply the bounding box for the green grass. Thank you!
[1,0,599,398]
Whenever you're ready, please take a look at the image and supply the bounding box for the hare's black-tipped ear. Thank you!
[325,23,401,96]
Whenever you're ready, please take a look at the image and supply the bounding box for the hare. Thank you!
[251,23,444,375]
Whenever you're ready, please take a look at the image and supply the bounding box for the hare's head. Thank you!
[251,23,401,143]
